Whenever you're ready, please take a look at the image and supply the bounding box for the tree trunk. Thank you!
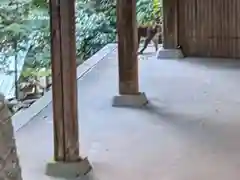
[0,93,23,180]
[13,40,19,100]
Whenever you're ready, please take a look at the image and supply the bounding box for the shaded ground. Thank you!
[16,46,240,179]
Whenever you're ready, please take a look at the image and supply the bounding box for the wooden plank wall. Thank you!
[178,0,240,58]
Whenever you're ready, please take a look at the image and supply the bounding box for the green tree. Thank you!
[28,0,161,64]
[153,0,162,18]
[25,16,50,69]
[75,0,116,61]
[31,0,117,62]
[0,0,32,99]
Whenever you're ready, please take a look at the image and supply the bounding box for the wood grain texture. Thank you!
[59,0,79,162]
[50,0,79,162]
[49,0,65,161]
[178,0,240,58]
[163,0,179,49]
[116,0,139,94]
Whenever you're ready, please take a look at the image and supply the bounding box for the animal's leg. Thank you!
[137,34,141,51]
[139,36,153,54]
[152,37,158,51]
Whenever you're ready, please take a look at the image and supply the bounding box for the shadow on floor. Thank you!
[181,57,240,70]
[126,102,240,158]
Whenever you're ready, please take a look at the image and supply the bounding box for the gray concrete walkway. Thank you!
[15,45,240,179]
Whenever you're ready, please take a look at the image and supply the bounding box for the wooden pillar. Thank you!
[50,0,79,162]
[116,0,139,95]
[113,0,148,107]
[163,0,179,49]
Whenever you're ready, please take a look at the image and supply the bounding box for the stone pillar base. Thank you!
[45,157,92,178]
[112,92,148,107]
[156,48,184,59]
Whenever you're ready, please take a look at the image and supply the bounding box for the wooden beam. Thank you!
[116,0,139,95]
[163,0,179,49]
[49,0,64,161]
[50,0,79,162]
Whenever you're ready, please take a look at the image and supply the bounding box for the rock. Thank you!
[0,93,23,180]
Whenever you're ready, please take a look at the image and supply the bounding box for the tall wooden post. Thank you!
[163,0,179,49]
[117,0,138,95]
[46,0,91,178]
[157,0,183,59]
[113,0,148,107]
[50,0,79,162]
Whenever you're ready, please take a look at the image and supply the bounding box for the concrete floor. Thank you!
[15,46,240,180]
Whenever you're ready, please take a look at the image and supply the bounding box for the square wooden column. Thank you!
[157,0,183,59]
[50,0,78,162]
[46,0,91,178]
[117,0,138,95]
[112,0,148,107]
[163,0,179,49]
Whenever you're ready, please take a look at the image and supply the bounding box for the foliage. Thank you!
[136,0,162,25]
[136,0,154,25]
[25,18,50,69]
[21,67,51,78]
[0,0,32,71]
[92,0,117,29]
[153,0,162,19]
[31,0,48,10]
[75,1,116,60]
[0,0,162,79]
[0,0,36,99]
[28,0,162,63]
[0,1,31,46]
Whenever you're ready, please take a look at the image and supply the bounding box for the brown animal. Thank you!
[137,21,162,54]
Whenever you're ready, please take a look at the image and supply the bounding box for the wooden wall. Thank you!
[164,0,240,58]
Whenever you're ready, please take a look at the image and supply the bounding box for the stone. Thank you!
[112,92,148,107]
[45,157,92,178]
[0,93,23,180]
[156,48,184,59]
